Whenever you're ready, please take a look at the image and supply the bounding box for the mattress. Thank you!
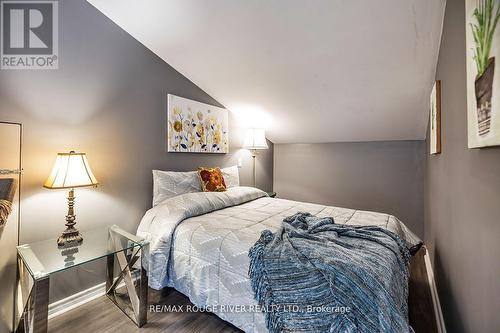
[137,186,421,333]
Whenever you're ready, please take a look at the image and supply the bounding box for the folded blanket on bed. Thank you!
[248,212,414,333]
[0,178,17,227]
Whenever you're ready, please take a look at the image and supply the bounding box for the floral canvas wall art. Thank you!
[167,94,229,153]
[466,0,500,148]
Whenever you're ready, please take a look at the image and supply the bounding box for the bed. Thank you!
[137,186,421,332]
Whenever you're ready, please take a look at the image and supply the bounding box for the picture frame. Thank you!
[430,80,441,155]
[466,0,500,148]
[167,94,229,153]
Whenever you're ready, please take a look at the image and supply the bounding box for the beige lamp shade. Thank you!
[43,151,98,189]
[242,128,268,150]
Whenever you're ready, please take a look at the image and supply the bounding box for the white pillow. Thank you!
[221,165,240,188]
[152,170,201,206]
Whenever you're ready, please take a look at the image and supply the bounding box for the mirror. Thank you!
[0,121,22,333]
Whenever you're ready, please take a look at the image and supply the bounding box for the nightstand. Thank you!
[267,191,277,198]
[15,225,149,333]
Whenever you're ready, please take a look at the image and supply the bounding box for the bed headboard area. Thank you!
[0,178,17,227]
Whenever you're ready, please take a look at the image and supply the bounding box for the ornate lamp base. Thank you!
[57,188,84,248]
[57,228,83,247]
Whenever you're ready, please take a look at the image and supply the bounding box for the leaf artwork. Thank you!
[470,0,500,76]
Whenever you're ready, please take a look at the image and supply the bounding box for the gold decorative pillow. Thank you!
[198,167,227,192]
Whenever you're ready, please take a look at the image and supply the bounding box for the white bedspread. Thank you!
[137,186,421,332]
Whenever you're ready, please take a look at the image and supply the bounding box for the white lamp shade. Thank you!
[242,128,268,150]
[44,151,99,189]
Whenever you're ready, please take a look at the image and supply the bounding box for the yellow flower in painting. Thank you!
[173,106,182,116]
[173,121,183,132]
[196,124,205,137]
[187,132,195,147]
[197,111,204,121]
[213,130,221,144]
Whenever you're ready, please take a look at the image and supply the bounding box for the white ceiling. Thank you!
[87,0,446,143]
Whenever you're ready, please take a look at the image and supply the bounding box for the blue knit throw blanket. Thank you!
[248,213,414,333]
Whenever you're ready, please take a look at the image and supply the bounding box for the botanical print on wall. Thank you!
[466,0,500,148]
[430,80,441,154]
[167,94,228,153]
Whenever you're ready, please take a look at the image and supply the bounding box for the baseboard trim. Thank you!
[423,248,447,333]
[48,283,106,319]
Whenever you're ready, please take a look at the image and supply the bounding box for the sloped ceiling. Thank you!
[87,0,445,143]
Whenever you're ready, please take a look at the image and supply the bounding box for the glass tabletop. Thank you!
[17,225,148,279]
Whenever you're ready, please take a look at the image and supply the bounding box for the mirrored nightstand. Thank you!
[15,225,149,333]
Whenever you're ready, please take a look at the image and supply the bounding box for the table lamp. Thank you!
[242,128,268,188]
[44,151,98,247]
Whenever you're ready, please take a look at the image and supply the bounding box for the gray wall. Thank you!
[425,1,500,332]
[0,0,273,303]
[274,141,425,237]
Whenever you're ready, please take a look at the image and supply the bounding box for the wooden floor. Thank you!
[50,248,437,333]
